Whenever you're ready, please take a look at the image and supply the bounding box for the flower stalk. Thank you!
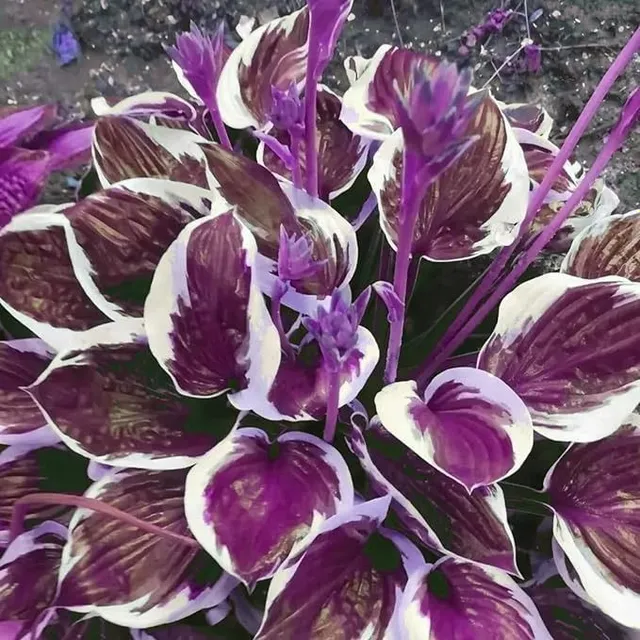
[384,150,422,383]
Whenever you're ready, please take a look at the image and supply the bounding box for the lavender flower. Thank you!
[394,61,482,180]
[166,22,231,148]
[277,225,325,282]
[303,288,371,374]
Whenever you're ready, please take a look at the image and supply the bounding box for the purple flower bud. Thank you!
[394,61,482,180]
[270,82,305,133]
[166,22,228,110]
[277,225,326,282]
[303,288,371,373]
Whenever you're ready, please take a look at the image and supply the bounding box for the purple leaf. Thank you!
[24,121,94,172]
[0,339,57,446]
[199,142,300,261]
[526,580,624,639]
[0,104,57,149]
[92,92,198,123]
[255,497,423,640]
[562,208,640,280]
[400,557,552,638]
[27,322,239,469]
[544,416,640,628]
[502,102,553,137]
[375,368,533,491]
[56,467,237,627]
[259,87,370,200]
[92,117,210,188]
[0,211,109,349]
[341,46,439,140]
[63,178,218,318]
[369,94,529,261]
[477,273,640,441]
[0,521,66,638]
[185,428,354,585]
[0,148,52,226]
[217,8,310,130]
[144,213,281,409]
[347,422,519,574]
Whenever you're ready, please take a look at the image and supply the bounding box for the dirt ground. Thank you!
[0,0,638,210]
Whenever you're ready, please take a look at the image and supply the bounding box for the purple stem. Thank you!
[208,105,232,150]
[323,369,341,442]
[9,493,201,548]
[303,74,319,197]
[418,96,636,385]
[290,132,304,190]
[384,150,422,383]
[271,283,296,360]
[417,26,640,387]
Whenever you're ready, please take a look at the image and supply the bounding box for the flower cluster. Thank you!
[0,3,638,639]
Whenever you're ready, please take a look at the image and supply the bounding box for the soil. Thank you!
[0,0,638,209]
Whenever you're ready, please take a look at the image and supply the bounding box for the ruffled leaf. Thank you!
[93,116,210,188]
[63,178,221,318]
[256,497,423,640]
[347,422,519,574]
[544,416,640,629]
[375,368,533,491]
[0,339,56,445]
[562,209,640,281]
[144,213,281,408]
[217,8,309,130]
[258,87,370,200]
[369,94,529,261]
[478,273,640,441]
[401,557,552,639]
[56,467,237,627]
[27,322,239,469]
[0,211,109,349]
[185,428,354,585]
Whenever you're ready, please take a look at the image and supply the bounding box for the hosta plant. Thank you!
[0,3,639,638]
